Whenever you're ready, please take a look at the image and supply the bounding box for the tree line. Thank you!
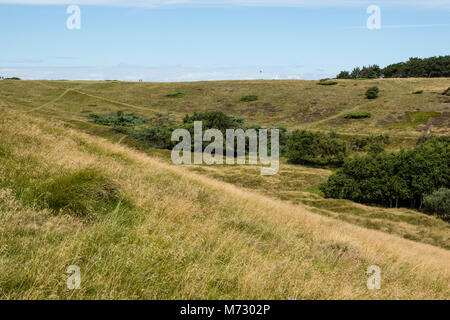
[337,56,450,79]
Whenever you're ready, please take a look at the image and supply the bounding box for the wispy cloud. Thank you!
[5,58,44,64]
[0,0,449,9]
[344,24,450,29]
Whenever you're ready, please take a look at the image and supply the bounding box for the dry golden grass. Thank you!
[0,107,448,299]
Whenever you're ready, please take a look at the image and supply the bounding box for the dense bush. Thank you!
[344,112,372,119]
[89,111,148,127]
[443,87,450,96]
[129,113,176,149]
[416,135,450,146]
[365,86,379,99]
[423,188,450,219]
[183,110,243,132]
[320,136,450,211]
[349,135,389,151]
[240,95,258,102]
[286,130,347,166]
[413,90,424,94]
[130,123,175,149]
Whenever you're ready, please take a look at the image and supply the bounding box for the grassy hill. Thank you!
[0,79,449,299]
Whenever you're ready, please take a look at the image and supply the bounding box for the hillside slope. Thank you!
[1,78,449,140]
[0,107,449,299]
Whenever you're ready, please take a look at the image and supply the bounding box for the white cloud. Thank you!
[0,0,449,8]
[0,65,332,81]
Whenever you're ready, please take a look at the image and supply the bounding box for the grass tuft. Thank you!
[40,169,122,217]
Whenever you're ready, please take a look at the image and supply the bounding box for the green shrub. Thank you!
[129,113,176,149]
[40,169,121,217]
[286,130,347,166]
[240,95,258,102]
[367,143,385,155]
[443,87,450,96]
[88,111,148,127]
[344,112,372,119]
[183,110,243,131]
[317,81,338,86]
[365,86,379,99]
[423,188,450,219]
[166,92,185,98]
[329,129,340,139]
[130,124,175,149]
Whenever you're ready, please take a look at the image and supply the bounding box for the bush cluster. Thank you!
[320,136,449,212]
[286,130,347,166]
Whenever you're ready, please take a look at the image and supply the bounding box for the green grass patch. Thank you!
[240,95,258,102]
[165,92,185,98]
[406,111,442,123]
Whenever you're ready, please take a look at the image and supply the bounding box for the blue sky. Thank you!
[1,1,449,81]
